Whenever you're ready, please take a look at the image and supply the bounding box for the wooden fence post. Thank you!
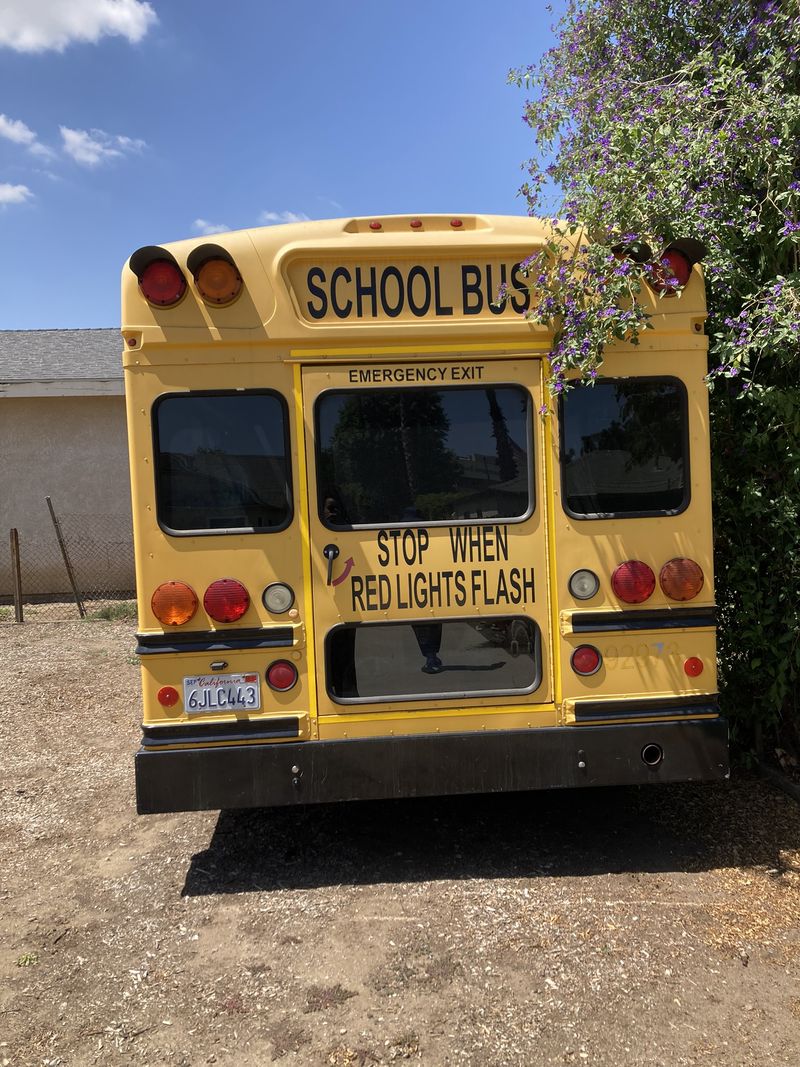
[46,497,86,618]
[10,528,23,623]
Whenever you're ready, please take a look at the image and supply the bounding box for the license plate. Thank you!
[183,673,261,713]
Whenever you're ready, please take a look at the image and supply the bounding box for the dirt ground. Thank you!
[2,621,800,1067]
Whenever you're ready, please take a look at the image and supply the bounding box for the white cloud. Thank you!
[317,196,344,212]
[0,113,55,159]
[259,210,311,225]
[193,218,229,236]
[0,182,33,204]
[0,113,36,146]
[60,126,145,166]
[0,0,157,53]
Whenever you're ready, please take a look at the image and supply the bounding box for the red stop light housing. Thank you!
[130,245,187,307]
[648,238,707,296]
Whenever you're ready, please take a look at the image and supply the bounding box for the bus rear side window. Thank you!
[560,377,689,518]
[153,391,291,534]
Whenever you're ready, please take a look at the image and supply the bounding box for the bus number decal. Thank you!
[604,641,680,669]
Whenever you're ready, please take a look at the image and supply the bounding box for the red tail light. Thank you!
[612,560,656,604]
[203,578,250,623]
[140,259,186,306]
[266,660,298,691]
[684,657,704,677]
[571,645,602,676]
[660,558,704,601]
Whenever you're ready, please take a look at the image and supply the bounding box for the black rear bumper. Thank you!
[135,717,729,814]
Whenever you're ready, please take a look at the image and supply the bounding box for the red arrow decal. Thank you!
[331,557,355,586]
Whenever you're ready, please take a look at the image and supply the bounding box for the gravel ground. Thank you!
[2,620,800,1066]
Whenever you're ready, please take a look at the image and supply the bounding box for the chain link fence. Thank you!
[2,500,136,623]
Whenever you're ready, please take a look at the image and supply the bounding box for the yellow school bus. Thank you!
[122,214,728,814]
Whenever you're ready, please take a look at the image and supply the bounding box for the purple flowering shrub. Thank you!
[510,0,800,738]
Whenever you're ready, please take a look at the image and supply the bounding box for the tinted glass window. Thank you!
[560,378,688,517]
[327,616,540,703]
[154,392,290,533]
[316,386,531,526]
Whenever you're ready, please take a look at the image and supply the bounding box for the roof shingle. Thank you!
[0,329,121,384]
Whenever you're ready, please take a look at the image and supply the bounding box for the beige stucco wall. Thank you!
[0,395,134,596]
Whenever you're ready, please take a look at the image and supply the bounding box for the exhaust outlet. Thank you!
[641,743,664,768]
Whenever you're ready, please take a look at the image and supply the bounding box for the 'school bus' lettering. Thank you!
[304,261,531,321]
[123,214,728,815]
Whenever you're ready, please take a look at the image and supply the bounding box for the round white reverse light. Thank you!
[263,582,295,614]
[569,569,600,601]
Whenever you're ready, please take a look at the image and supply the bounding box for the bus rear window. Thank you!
[560,377,689,518]
[316,385,532,526]
[327,616,541,703]
[153,391,291,534]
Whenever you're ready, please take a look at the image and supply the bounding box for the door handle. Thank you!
[323,544,340,585]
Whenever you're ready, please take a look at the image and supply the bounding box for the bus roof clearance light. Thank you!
[130,245,187,307]
[151,580,198,626]
[612,560,656,604]
[203,578,250,624]
[186,244,243,306]
[660,558,704,601]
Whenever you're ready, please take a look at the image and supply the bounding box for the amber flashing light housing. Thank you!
[660,557,704,601]
[151,581,198,626]
[611,560,656,604]
[186,243,243,306]
[203,578,250,624]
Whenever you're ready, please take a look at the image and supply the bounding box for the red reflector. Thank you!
[571,645,602,676]
[267,660,298,692]
[369,221,382,230]
[140,260,186,306]
[157,686,180,707]
[660,558,704,601]
[611,560,656,604]
[203,578,250,624]
[650,249,691,295]
[410,219,422,229]
[450,218,463,228]
[684,657,704,677]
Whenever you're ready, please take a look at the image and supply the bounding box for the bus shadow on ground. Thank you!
[182,776,799,896]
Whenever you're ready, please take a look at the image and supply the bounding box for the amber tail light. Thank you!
[660,558,704,601]
[151,581,198,626]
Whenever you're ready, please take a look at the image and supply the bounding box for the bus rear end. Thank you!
[122,215,727,814]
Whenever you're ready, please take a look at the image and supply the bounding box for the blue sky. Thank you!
[0,1,561,329]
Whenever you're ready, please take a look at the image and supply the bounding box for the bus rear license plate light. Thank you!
[183,673,261,713]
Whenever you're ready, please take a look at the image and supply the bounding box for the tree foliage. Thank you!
[510,0,800,737]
